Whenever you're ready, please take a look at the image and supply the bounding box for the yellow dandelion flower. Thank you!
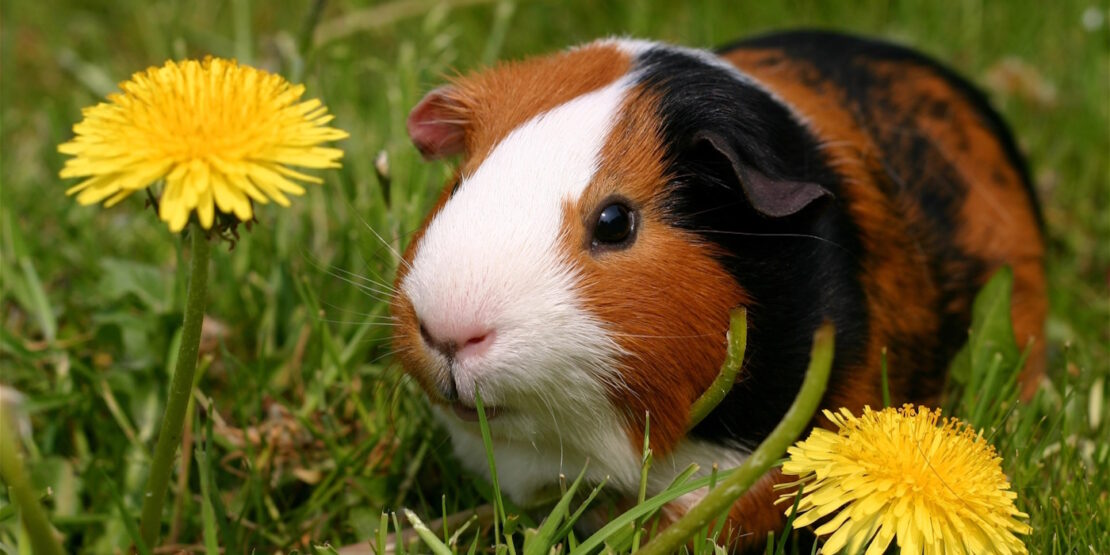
[59,57,348,232]
[779,405,1031,555]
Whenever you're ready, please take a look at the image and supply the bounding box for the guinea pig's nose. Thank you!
[418,320,496,361]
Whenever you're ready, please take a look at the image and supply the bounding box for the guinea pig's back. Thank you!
[719,30,1046,401]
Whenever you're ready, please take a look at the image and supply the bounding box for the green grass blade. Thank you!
[0,406,65,555]
[18,257,56,343]
[404,509,453,555]
[377,511,388,555]
[568,468,732,555]
[524,461,589,555]
[632,413,652,552]
[96,468,152,555]
[473,389,506,548]
[553,476,608,542]
[392,512,407,555]
[195,419,220,555]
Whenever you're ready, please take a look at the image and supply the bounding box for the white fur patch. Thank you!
[598,37,657,57]
[438,408,751,504]
[653,439,751,511]
[401,78,644,500]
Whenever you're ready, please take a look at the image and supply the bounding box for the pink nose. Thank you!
[419,321,496,360]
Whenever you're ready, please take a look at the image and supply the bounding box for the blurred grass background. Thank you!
[1,0,1107,552]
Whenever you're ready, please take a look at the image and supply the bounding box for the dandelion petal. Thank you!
[781,405,1031,555]
[58,57,347,231]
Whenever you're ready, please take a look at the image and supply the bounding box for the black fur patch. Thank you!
[724,29,1043,229]
[630,46,870,448]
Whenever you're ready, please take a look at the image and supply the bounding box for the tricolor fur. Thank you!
[391,30,1045,550]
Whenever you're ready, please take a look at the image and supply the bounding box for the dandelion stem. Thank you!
[637,322,835,555]
[139,226,211,548]
[686,307,747,432]
[0,405,66,555]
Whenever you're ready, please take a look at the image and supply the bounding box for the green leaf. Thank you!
[99,258,173,313]
[19,257,57,342]
[945,265,1030,432]
[947,267,1025,429]
[949,266,1020,385]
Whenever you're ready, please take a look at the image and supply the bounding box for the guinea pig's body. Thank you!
[391,30,1045,549]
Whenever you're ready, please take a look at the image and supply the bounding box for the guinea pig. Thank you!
[389,29,1045,550]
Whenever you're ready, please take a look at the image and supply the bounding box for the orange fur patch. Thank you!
[869,61,1047,397]
[560,86,749,455]
[439,43,633,175]
[391,172,461,406]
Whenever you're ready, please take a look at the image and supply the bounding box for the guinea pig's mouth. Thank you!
[449,401,502,422]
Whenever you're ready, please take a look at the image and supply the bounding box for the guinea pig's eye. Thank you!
[591,202,636,249]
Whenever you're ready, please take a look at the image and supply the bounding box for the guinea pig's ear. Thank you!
[408,87,467,160]
[693,130,832,218]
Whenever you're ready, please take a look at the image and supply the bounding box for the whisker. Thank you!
[299,251,400,304]
[354,337,400,349]
[536,388,565,475]
[339,193,413,271]
[607,332,719,340]
[675,201,746,220]
[320,301,395,320]
[363,219,412,271]
[320,271,397,302]
[315,319,401,327]
[300,248,395,291]
[369,346,408,366]
[346,244,403,299]
[328,264,399,294]
[694,228,860,260]
[328,268,398,298]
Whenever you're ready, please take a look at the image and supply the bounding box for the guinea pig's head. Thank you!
[390,39,831,478]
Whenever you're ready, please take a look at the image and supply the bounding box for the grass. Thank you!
[1,0,1107,552]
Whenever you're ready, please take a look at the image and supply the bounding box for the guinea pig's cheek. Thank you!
[569,221,747,453]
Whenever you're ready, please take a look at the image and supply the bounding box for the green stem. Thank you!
[637,322,835,555]
[139,226,211,548]
[0,405,66,555]
[687,307,747,432]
